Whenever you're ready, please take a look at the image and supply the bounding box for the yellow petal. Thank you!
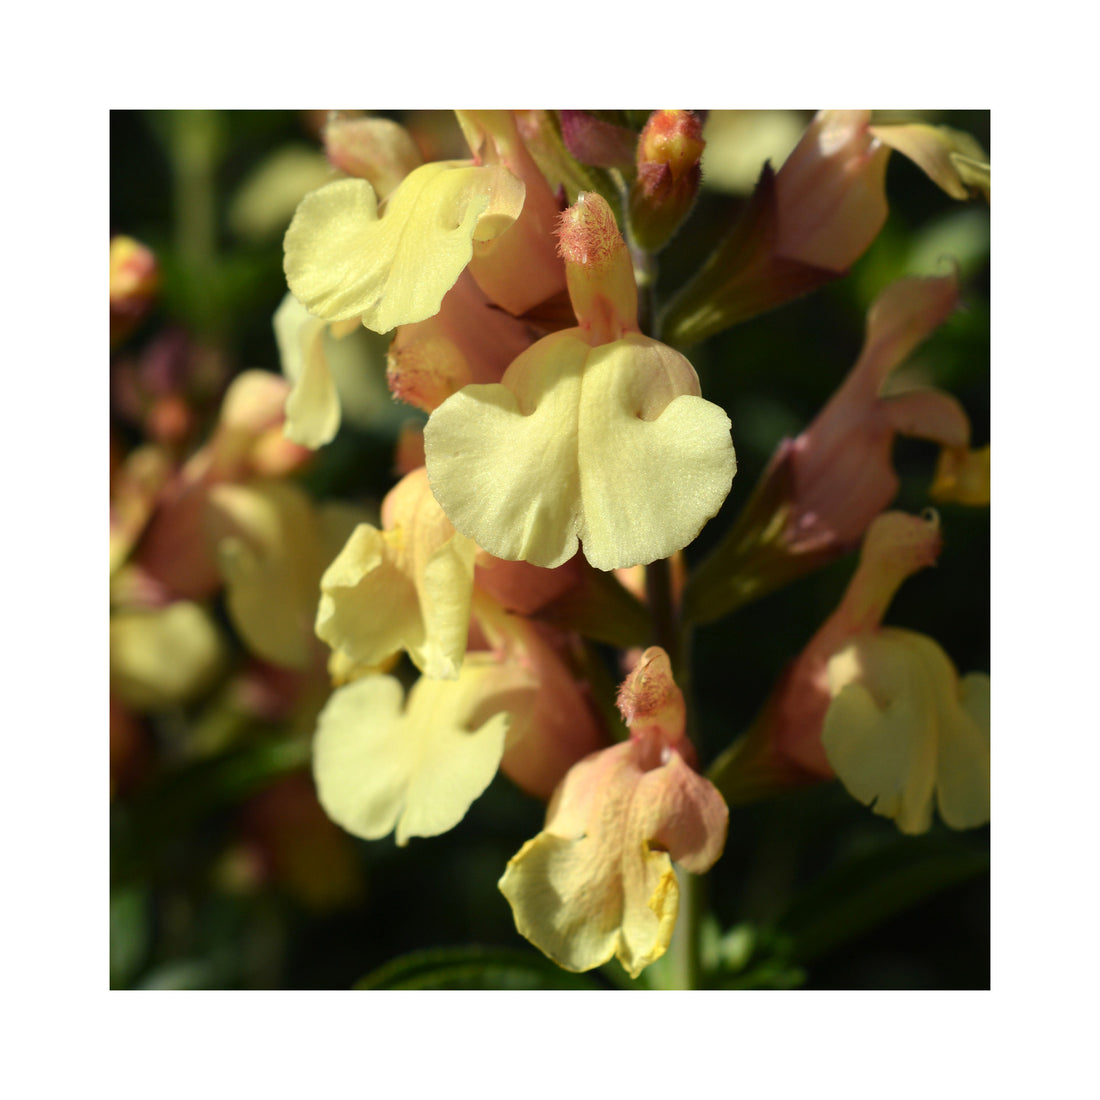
[930,444,991,506]
[822,629,990,834]
[313,656,533,846]
[206,480,348,669]
[870,122,990,202]
[283,161,525,333]
[273,292,342,448]
[499,743,727,977]
[315,469,477,679]
[424,330,735,571]
[110,601,227,710]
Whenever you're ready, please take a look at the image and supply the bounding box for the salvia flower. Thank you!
[712,511,990,835]
[499,647,728,978]
[424,192,735,571]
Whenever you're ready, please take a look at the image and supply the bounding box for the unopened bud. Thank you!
[628,110,705,252]
[557,192,638,343]
[110,235,159,346]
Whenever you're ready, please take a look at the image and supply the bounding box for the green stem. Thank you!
[169,110,221,336]
[667,867,701,990]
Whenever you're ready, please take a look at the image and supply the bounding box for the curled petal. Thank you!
[284,162,525,332]
[499,743,727,977]
[871,122,990,202]
[425,330,735,571]
[273,292,343,448]
[316,468,476,679]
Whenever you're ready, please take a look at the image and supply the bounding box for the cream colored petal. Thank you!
[312,674,409,840]
[425,331,585,568]
[870,123,990,201]
[618,846,680,978]
[498,831,625,973]
[315,524,424,672]
[283,162,524,333]
[936,673,991,829]
[415,530,477,678]
[273,292,341,448]
[206,481,327,669]
[313,657,520,847]
[499,742,725,978]
[110,601,227,711]
[424,330,735,571]
[315,469,476,680]
[823,630,990,834]
[931,445,990,506]
[498,820,679,979]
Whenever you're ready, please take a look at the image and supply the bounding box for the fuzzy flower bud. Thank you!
[558,192,638,344]
[629,110,705,252]
[110,235,159,347]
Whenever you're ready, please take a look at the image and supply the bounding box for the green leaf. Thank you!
[355,945,604,990]
[777,832,989,963]
[110,887,150,989]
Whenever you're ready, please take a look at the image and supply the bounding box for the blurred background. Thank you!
[109,110,990,990]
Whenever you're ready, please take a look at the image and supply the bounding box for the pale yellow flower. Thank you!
[499,648,728,978]
[424,193,734,573]
[313,655,536,847]
[315,468,477,680]
[110,600,227,711]
[272,292,362,448]
[824,630,990,834]
[207,480,364,670]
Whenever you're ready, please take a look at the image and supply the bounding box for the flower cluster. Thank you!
[111,110,991,987]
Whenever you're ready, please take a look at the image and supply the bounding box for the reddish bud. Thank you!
[629,111,705,252]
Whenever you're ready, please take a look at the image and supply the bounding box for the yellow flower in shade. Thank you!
[283,159,525,334]
[312,655,536,847]
[135,370,312,601]
[424,193,735,572]
[709,511,990,835]
[931,443,990,506]
[110,600,227,711]
[823,630,990,835]
[206,479,365,670]
[499,648,728,978]
[315,467,477,680]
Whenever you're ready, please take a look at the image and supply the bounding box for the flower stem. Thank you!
[667,868,701,990]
